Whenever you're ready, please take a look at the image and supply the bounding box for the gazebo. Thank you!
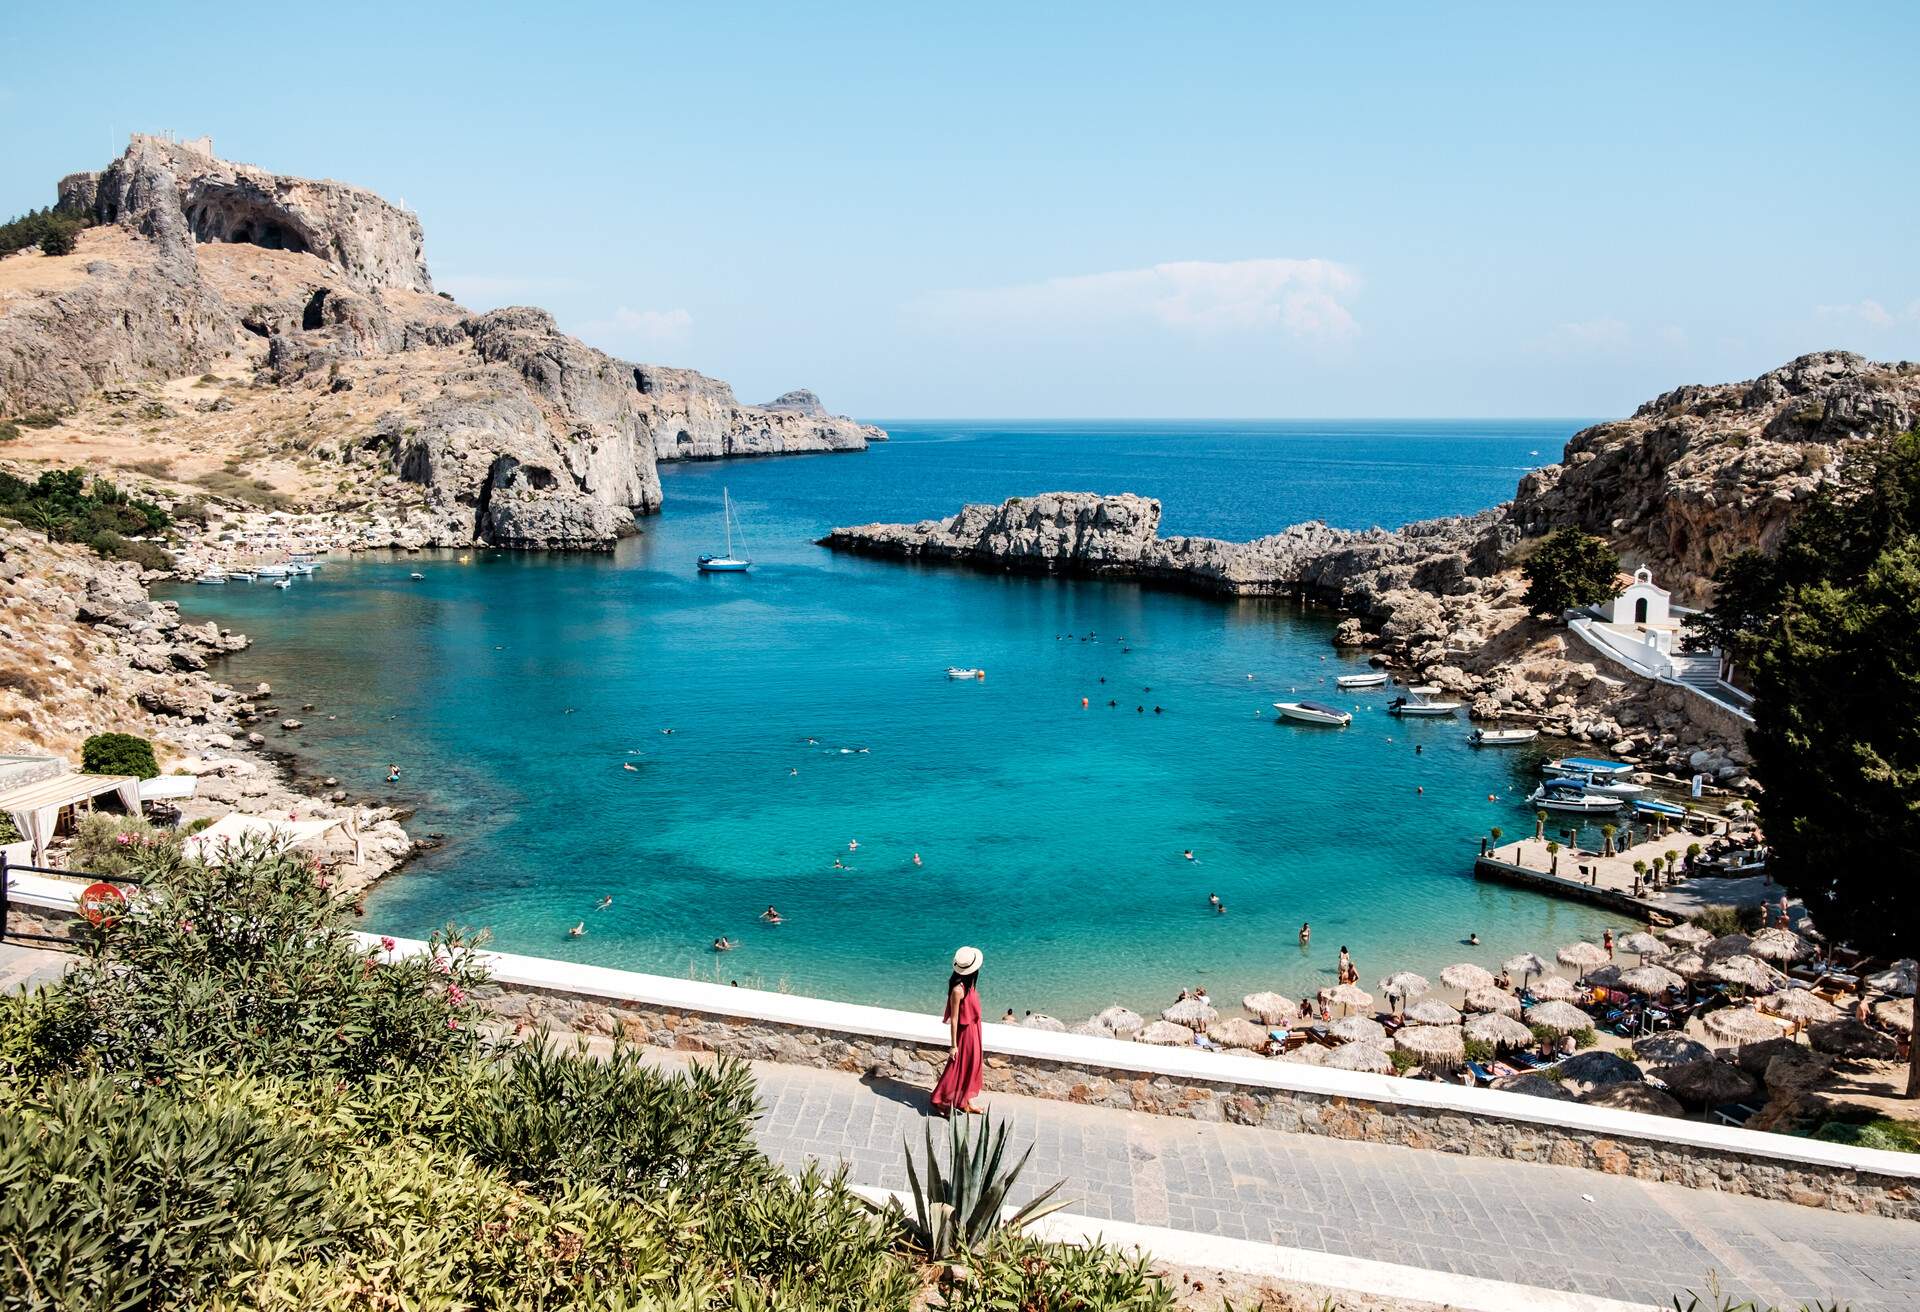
[0,772,143,865]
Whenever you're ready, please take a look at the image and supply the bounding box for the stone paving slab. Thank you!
[653,1052,1916,1311]
[0,942,74,994]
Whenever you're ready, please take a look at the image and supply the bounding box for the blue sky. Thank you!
[5,3,1917,418]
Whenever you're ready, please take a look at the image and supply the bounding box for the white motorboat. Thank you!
[1470,727,1539,746]
[1335,671,1389,688]
[227,570,255,582]
[698,487,753,573]
[1542,757,1636,780]
[1556,772,1646,798]
[273,577,293,590]
[1528,779,1625,813]
[194,572,227,585]
[1406,684,1443,698]
[1387,695,1461,717]
[945,667,986,680]
[1630,797,1689,821]
[254,564,291,578]
[1274,700,1352,727]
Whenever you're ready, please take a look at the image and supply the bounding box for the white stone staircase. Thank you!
[1665,653,1755,719]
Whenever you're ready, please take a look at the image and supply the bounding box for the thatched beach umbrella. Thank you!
[1241,992,1294,1025]
[1281,1043,1328,1065]
[1161,997,1219,1030]
[1585,963,1624,989]
[1747,927,1813,964]
[1327,983,1373,1015]
[1658,1058,1760,1107]
[1617,964,1685,996]
[1526,1000,1593,1035]
[1395,1024,1466,1071]
[1323,1043,1393,1074]
[1703,1006,1783,1047]
[1465,987,1522,1016]
[1707,954,1780,992]
[1210,1017,1270,1050]
[1663,950,1712,980]
[1580,1083,1684,1116]
[1329,1015,1388,1046]
[1763,989,1839,1025]
[1092,1006,1144,1039]
[1378,971,1431,1006]
[1867,959,1917,997]
[1503,952,1549,985]
[1555,1050,1643,1095]
[1704,933,1752,961]
[1618,931,1668,961]
[1491,1071,1575,1100]
[1465,1012,1534,1049]
[1529,975,1582,1002]
[1440,962,1496,992]
[1136,1019,1196,1046]
[1021,1013,1066,1032]
[1404,998,1462,1027]
[1660,922,1713,947]
[1633,1032,1711,1065]
[1557,941,1610,970]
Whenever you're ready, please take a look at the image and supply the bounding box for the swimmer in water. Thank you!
[807,737,819,745]
[713,937,734,952]
[1468,932,1480,946]
[832,858,845,869]
[386,764,400,783]
[1183,849,1196,862]
[661,728,674,735]
[569,921,585,937]
[912,852,922,866]
[623,762,638,772]
[1299,922,1311,946]
[1208,892,1223,913]
[761,906,782,924]
[848,839,859,851]
[596,895,613,911]
[789,767,798,776]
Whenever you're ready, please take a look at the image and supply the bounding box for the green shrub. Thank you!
[37,219,78,256]
[69,813,180,876]
[0,420,18,444]
[1811,1114,1920,1154]
[0,467,170,561]
[1463,1037,1496,1063]
[1521,527,1621,620]
[948,1230,1175,1311]
[81,730,159,779]
[0,811,18,844]
[0,204,94,259]
[1690,905,1764,937]
[885,1111,1069,1261]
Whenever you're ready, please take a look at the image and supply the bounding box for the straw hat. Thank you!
[951,946,983,975]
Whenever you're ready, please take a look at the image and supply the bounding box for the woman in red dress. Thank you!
[931,945,985,1115]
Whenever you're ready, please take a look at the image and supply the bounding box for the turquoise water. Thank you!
[163,420,1623,1019]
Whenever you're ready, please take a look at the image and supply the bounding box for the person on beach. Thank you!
[1603,928,1615,959]
[761,906,782,924]
[932,946,985,1116]
[1002,1008,1017,1023]
[1337,946,1353,983]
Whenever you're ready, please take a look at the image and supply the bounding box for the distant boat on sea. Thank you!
[1470,727,1539,746]
[698,487,752,573]
[1335,671,1389,688]
[1387,694,1461,717]
[1274,700,1352,727]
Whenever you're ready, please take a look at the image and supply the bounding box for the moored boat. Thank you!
[195,571,227,585]
[1387,695,1461,717]
[1335,671,1389,688]
[1630,796,1688,820]
[698,488,753,573]
[1274,700,1352,727]
[1528,778,1625,813]
[1556,772,1646,797]
[1470,727,1539,746]
[1542,757,1635,780]
[945,667,986,680]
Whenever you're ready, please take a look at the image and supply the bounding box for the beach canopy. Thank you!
[1618,932,1667,960]
[1867,959,1918,998]
[1703,1006,1785,1046]
[1763,989,1839,1024]
[1091,1006,1144,1039]
[1585,963,1623,988]
[1503,952,1549,978]
[1403,998,1462,1027]
[1555,1050,1644,1095]
[1633,1033,1712,1065]
[1135,1020,1196,1046]
[1663,950,1712,980]
[1394,1025,1465,1070]
[1378,971,1430,1000]
[1329,1015,1387,1046]
[1707,955,1781,991]
[183,812,345,867]
[1020,1013,1066,1032]
[1557,941,1610,969]
[1464,1012,1533,1049]
[1440,963,1495,992]
[1704,933,1753,960]
[1747,927,1814,963]
[1323,1043,1392,1073]
[1580,1083,1683,1116]
[1210,1017,1270,1050]
[1491,1072,1574,1101]
[0,771,143,865]
[1528,975,1582,1002]
[1658,1058,1760,1107]
[1326,983,1374,1013]
[1660,922,1714,947]
[1242,992,1294,1025]
[1617,964,1685,995]
[1526,1000,1593,1035]
[1161,998,1219,1030]
[1464,987,1521,1016]
[1280,1043,1328,1065]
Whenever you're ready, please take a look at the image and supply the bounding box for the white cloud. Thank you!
[918,258,1360,339]
[578,306,694,346]
[1816,298,1920,328]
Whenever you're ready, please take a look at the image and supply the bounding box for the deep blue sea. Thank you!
[163,419,1628,1020]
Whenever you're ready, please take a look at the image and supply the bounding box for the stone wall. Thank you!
[481,978,1918,1222]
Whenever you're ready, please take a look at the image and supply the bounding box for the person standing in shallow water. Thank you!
[931,946,985,1116]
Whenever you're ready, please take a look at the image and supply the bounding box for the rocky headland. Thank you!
[823,353,1920,777]
[1,134,882,552]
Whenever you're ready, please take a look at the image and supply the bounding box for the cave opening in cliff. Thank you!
[185,191,311,255]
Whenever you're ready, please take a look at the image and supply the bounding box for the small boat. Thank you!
[1335,671,1389,689]
[228,570,255,582]
[1471,727,1539,746]
[1557,772,1646,798]
[409,572,425,580]
[195,572,227,585]
[1630,797,1689,820]
[254,564,291,578]
[1528,779,1625,813]
[1543,757,1636,780]
[273,577,293,590]
[698,487,752,573]
[1406,684,1443,698]
[945,667,986,680]
[1274,700,1352,727]
[1387,695,1462,717]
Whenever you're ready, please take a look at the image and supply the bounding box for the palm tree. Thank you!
[1545,839,1560,876]
[1632,858,1648,892]
[1601,823,1617,857]
[1534,810,1547,840]
[1663,849,1679,879]
[1685,841,1702,873]
[1490,826,1504,848]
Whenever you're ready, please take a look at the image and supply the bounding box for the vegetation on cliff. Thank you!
[1518,528,1620,620]
[0,204,93,258]
[0,841,1173,1309]
[0,466,172,568]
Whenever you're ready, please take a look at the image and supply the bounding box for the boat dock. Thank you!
[1472,833,1782,923]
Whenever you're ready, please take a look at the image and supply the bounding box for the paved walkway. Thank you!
[0,942,74,994]
[646,1052,1917,1311]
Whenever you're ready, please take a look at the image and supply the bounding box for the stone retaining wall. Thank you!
[481,978,1919,1221]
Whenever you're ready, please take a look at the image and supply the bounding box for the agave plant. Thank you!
[887,1113,1070,1259]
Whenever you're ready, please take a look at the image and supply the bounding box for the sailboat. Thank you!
[698,488,753,573]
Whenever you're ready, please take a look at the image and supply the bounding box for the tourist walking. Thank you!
[932,946,985,1116]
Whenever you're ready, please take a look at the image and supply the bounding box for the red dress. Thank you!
[931,986,983,1113]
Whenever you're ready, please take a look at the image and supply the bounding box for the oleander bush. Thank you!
[0,838,1169,1310]
[69,813,180,876]
[80,729,160,779]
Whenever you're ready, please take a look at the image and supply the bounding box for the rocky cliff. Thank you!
[1,135,882,549]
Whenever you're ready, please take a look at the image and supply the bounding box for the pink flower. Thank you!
[447,983,465,1006]
[380,936,396,952]
[446,1017,459,1031]
[316,875,331,890]
[115,832,134,847]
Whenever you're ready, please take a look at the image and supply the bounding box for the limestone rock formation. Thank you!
[2,135,883,549]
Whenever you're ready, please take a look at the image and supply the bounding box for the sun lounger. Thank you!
[1465,1061,1495,1085]
[1711,1101,1760,1127]
[1194,1034,1220,1051]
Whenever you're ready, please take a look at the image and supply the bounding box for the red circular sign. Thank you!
[79,882,126,926]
